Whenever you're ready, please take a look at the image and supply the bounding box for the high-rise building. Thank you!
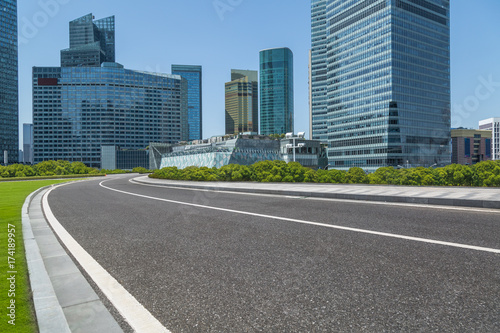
[33,15,188,168]
[311,0,451,171]
[172,65,202,140]
[451,129,492,165]
[259,48,294,135]
[0,0,18,163]
[479,118,500,160]
[23,123,33,164]
[225,69,258,135]
[61,13,115,67]
[33,65,187,168]
[310,0,327,142]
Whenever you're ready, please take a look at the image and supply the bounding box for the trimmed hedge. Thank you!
[0,161,100,178]
[149,160,500,187]
[0,174,105,182]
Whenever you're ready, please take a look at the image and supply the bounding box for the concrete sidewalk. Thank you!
[23,187,124,333]
[133,176,500,209]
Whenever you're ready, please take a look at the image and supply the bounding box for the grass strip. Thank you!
[0,179,78,332]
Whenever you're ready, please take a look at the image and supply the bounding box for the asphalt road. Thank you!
[48,175,500,332]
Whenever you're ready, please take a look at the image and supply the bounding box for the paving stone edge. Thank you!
[133,177,500,210]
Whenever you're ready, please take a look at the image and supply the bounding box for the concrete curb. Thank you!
[22,187,72,333]
[23,185,123,333]
[132,178,500,210]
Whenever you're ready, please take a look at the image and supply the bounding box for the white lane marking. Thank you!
[43,184,170,333]
[129,178,500,214]
[102,180,500,254]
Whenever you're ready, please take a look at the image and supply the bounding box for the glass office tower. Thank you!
[0,0,18,163]
[61,13,115,67]
[259,48,294,135]
[23,123,33,164]
[312,0,450,171]
[172,65,202,140]
[33,65,187,168]
[310,0,328,142]
[225,70,258,135]
[34,14,188,168]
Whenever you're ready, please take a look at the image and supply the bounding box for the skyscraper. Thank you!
[0,0,18,163]
[33,66,187,168]
[225,70,258,135]
[259,48,294,135]
[61,13,115,67]
[23,123,33,164]
[33,15,188,168]
[311,0,451,171]
[172,65,203,141]
[310,0,327,142]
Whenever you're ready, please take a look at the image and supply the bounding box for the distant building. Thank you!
[451,129,492,165]
[259,48,294,135]
[310,0,327,143]
[225,70,258,135]
[479,118,500,160]
[101,145,149,170]
[23,123,33,164]
[172,65,203,141]
[33,14,188,168]
[0,0,18,163]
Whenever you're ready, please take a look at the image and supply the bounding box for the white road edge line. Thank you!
[103,179,500,254]
[129,177,500,214]
[42,183,170,333]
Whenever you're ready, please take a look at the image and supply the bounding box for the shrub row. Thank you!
[0,161,99,178]
[0,161,153,179]
[149,160,500,187]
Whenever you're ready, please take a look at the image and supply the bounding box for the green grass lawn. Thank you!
[0,180,77,332]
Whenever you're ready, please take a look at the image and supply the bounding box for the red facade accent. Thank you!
[38,78,59,86]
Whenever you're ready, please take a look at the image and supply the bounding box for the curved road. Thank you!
[48,175,500,332]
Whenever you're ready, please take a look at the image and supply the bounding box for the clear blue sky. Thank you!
[17,0,500,146]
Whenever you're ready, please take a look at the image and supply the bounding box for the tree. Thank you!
[345,167,369,184]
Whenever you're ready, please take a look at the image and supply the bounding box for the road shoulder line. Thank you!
[101,179,500,255]
[132,176,500,210]
[42,184,170,333]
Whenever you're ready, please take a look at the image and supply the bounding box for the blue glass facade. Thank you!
[259,48,294,135]
[312,0,450,171]
[172,65,202,141]
[23,123,33,164]
[33,65,188,168]
[311,0,328,142]
[485,138,491,158]
[0,0,18,162]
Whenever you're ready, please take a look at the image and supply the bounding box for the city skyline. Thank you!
[14,1,500,147]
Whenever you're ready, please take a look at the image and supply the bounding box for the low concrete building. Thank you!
[101,146,149,170]
[153,134,327,170]
[451,129,492,165]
